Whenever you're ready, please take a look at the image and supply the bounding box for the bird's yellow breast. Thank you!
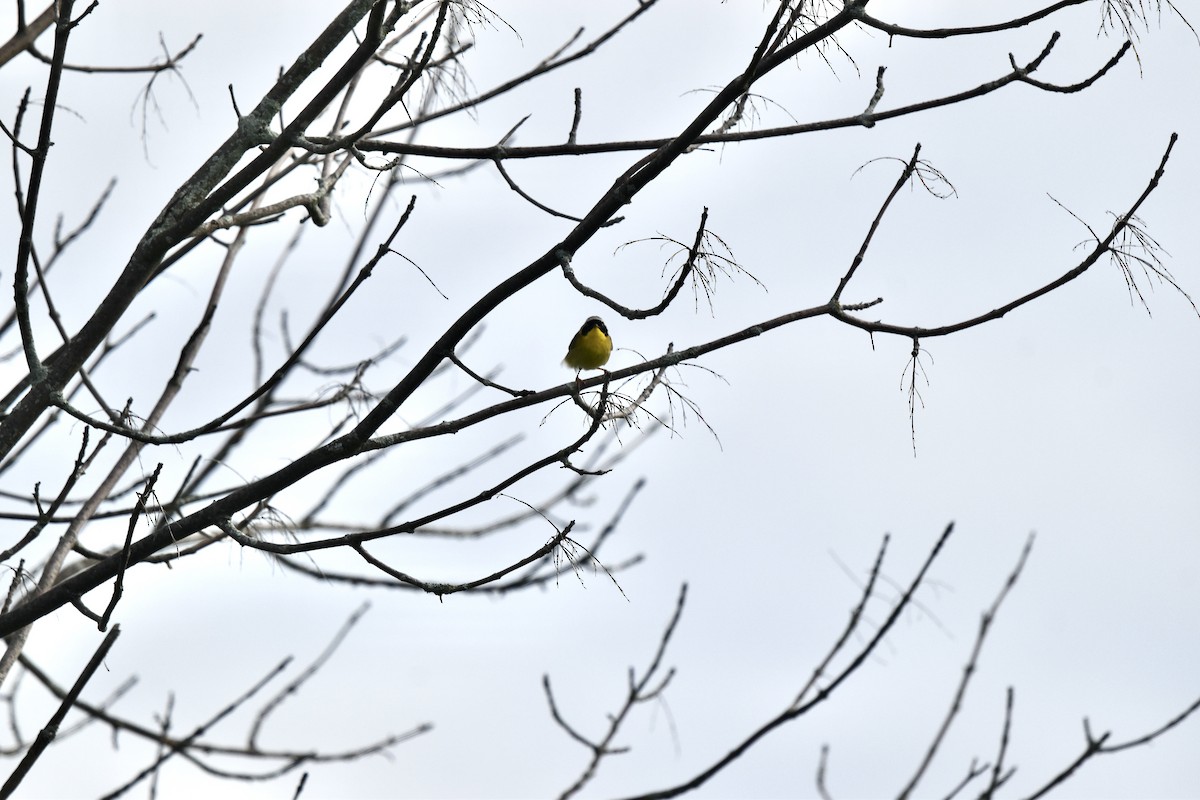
[564,324,612,370]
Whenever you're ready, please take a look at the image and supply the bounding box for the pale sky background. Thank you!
[3,1,1199,798]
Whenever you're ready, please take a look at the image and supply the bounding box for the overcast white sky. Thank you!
[3,1,1199,798]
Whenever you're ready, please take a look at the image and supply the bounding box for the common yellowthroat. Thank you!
[563,316,612,374]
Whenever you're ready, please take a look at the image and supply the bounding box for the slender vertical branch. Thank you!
[0,625,120,799]
[12,0,77,381]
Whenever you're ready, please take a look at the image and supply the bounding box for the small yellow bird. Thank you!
[563,316,612,374]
